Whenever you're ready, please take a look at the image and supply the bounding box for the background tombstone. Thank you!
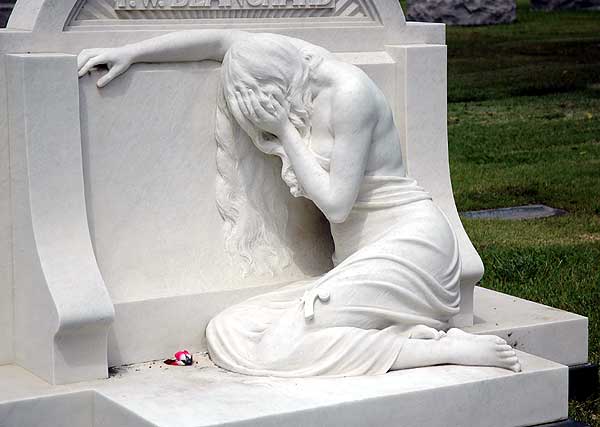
[0,0,15,27]
[407,0,517,25]
[531,0,600,10]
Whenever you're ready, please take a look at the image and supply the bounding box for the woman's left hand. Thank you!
[236,88,292,137]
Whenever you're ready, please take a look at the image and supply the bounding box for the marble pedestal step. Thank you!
[110,286,589,369]
[465,287,588,366]
[0,351,568,427]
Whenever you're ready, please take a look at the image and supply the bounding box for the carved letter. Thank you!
[245,0,267,6]
[311,0,334,6]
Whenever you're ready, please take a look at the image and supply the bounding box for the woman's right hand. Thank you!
[77,46,135,88]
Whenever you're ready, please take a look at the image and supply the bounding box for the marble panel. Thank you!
[79,62,334,304]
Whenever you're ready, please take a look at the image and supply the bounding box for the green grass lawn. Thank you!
[402,0,600,424]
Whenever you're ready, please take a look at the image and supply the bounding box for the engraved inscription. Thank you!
[115,0,336,11]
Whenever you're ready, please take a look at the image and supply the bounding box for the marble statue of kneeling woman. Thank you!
[78,30,521,377]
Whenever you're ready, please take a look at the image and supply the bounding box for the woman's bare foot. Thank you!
[441,334,521,372]
[392,331,521,372]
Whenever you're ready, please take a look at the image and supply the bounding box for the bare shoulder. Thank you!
[331,68,380,129]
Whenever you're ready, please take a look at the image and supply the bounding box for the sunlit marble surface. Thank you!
[0,349,567,427]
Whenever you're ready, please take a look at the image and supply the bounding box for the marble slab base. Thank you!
[108,286,588,368]
[0,350,568,427]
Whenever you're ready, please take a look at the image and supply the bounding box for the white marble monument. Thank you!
[0,0,588,426]
[78,30,523,377]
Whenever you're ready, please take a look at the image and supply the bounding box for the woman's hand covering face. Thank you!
[235,88,292,137]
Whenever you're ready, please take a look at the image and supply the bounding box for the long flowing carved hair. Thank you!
[215,35,314,275]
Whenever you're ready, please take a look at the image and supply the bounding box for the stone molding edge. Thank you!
[6,53,114,385]
[5,0,78,32]
[385,44,483,327]
[6,0,408,38]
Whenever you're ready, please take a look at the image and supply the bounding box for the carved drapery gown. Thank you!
[207,150,461,377]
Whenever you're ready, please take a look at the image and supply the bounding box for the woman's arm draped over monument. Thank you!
[78,30,245,87]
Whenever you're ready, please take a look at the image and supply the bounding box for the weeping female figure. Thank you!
[78,30,521,377]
